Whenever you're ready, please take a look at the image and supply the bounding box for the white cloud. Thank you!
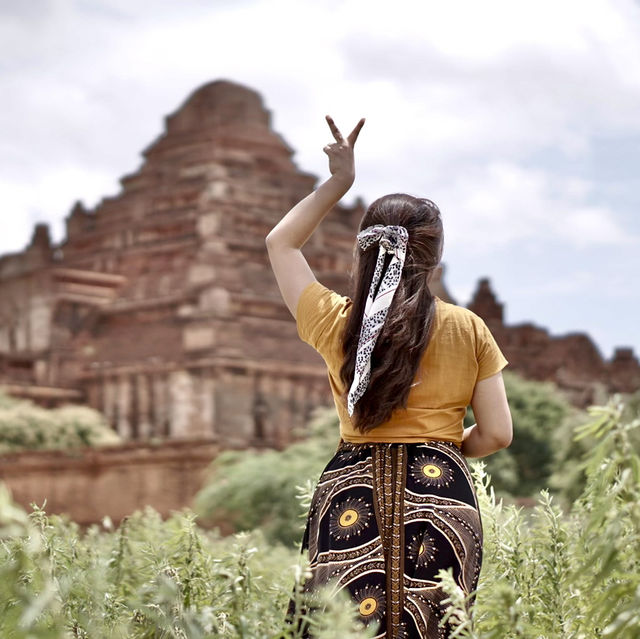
[0,167,119,247]
[434,162,634,251]
[336,0,640,171]
[0,0,639,357]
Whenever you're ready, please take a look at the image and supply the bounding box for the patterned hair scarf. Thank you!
[347,224,409,417]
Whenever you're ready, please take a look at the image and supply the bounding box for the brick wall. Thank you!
[0,438,220,526]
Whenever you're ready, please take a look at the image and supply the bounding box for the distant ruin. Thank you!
[1,80,638,447]
[466,278,639,406]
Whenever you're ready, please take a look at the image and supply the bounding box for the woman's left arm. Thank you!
[265,116,365,318]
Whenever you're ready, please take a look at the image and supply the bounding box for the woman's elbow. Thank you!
[480,414,513,451]
[496,416,513,449]
[497,430,513,449]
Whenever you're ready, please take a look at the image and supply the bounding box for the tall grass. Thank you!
[0,395,638,637]
[440,395,640,638]
[0,482,376,638]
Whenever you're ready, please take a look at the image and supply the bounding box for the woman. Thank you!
[265,116,513,638]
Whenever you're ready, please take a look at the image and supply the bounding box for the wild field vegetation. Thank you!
[0,379,639,637]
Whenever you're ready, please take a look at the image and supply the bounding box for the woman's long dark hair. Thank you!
[338,194,444,434]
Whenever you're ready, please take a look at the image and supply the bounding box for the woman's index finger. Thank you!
[325,115,344,143]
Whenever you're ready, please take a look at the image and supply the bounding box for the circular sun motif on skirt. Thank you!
[353,583,385,624]
[410,454,453,488]
[329,496,372,540]
[408,530,438,567]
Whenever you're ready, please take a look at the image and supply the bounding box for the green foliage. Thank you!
[621,387,640,420]
[438,395,640,638]
[0,486,373,638]
[547,386,640,507]
[193,406,340,546]
[466,371,580,497]
[1,395,640,636]
[0,390,121,453]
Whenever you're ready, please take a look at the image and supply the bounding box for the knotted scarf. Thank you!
[347,224,409,416]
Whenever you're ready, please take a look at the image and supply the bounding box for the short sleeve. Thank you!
[296,280,352,360]
[473,316,509,381]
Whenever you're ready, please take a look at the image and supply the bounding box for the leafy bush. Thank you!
[193,406,339,546]
[0,390,121,453]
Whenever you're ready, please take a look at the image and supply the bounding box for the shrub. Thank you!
[465,370,582,497]
[440,395,640,638]
[0,484,372,637]
[193,406,339,546]
[0,390,121,453]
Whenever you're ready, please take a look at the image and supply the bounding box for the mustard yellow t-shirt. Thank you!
[296,279,508,447]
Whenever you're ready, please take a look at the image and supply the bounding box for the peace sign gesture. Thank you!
[323,115,365,187]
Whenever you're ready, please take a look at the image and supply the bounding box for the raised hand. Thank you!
[323,115,365,187]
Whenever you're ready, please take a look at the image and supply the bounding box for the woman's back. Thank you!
[296,279,508,445]
[269,115,512,636]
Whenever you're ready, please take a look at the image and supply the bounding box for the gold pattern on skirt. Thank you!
[329,495,372,540]
[410,453,454,488]
[354,583,386,625]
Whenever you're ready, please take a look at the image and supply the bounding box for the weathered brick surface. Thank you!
[0,439,220,527]
[0,80,341,446]
[468,279,640,405]
[1,78,638,454]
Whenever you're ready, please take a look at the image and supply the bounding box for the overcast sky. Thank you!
[1,0,639,359]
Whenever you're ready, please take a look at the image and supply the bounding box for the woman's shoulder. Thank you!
[296,280,353,354]
[302,280,353,313]
[434,296,489,337]
[435,296,479,321]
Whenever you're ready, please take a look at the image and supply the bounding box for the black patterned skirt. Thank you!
[286,439,483,638]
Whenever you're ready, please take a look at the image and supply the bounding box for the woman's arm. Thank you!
[462,371,513,458]
[265,116,364,318]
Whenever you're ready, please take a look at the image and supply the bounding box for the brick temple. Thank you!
[1,80,638,448]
